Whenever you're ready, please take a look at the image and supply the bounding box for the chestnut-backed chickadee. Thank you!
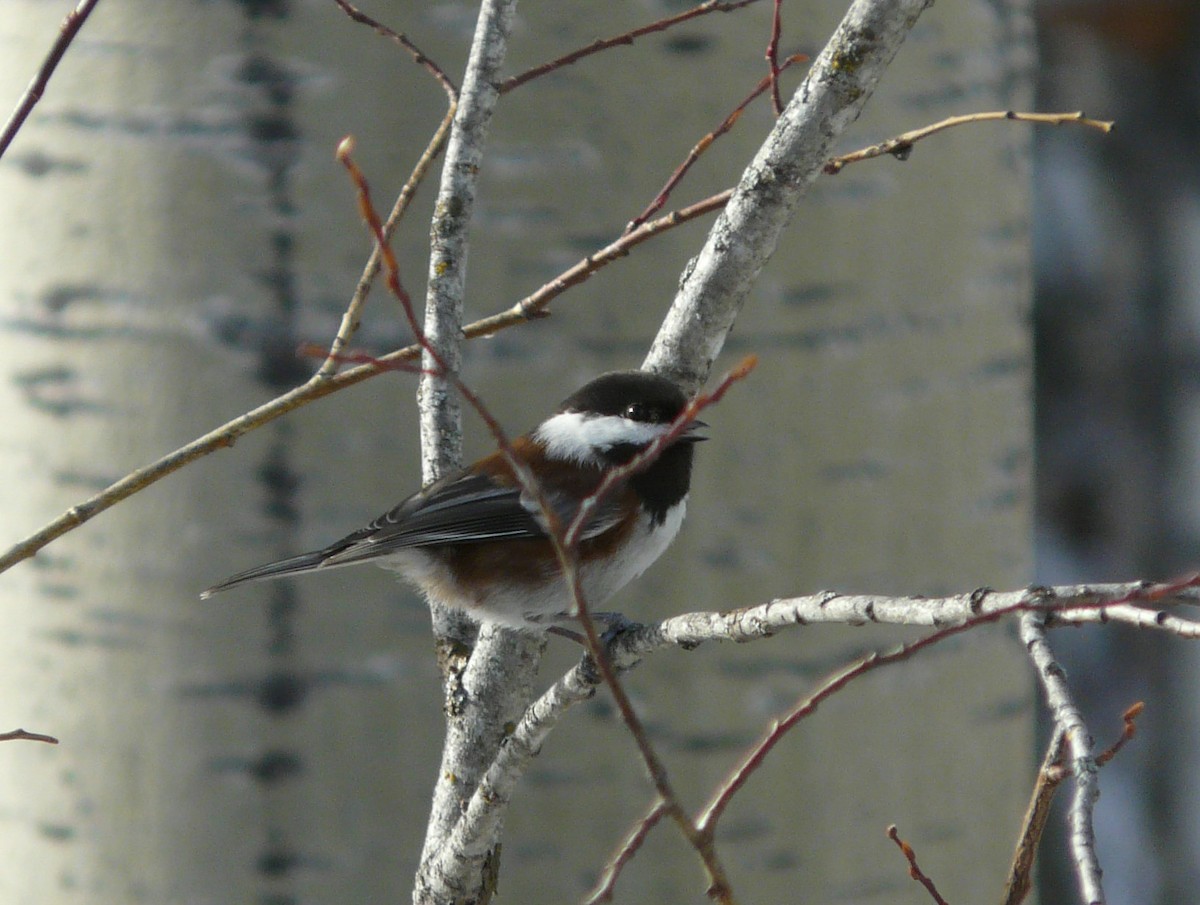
[201,371,705,629]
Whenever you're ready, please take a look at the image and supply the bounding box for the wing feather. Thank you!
[202,450,627,596]
[320,467,622,567]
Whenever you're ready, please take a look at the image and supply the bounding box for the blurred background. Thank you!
[0,0,1197,903]
[1034,2,1200,901]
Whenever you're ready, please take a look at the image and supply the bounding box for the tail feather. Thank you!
[200,551,332,599]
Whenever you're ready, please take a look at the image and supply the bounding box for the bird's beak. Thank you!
[682,418,708,442]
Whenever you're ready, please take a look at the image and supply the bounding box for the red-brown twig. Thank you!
[625,54,807,234]
[586,799,670,904]
[888,825,951,905]
[317,104,456,379]
[0,727,59,745]
[554,358,757,905]
[499,0,765,94]
[0,0,102,161]
[1073,571,1200,614]
[696,614,1001,836]
[1096,701,1144,768]
[566,576,1188,897]
[765,0,785,115]
[481,190,733,330]
[334,139,525,471]
[330,0,458,101]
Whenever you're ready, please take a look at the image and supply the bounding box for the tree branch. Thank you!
[1002,726,1067,905]
[0,99,1092,579]
[0,0,102,161]
[431,578,1200,899]
[498,0,765,94]
[824,110,1113,174]
[1020,612,1105,905]
[405,5,533,905]
[0,727,59,744]
[645,0,935,391]
[331,0,459,101]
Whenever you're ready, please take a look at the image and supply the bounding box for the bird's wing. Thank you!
[200,457,624,597]
[319,467,622,567]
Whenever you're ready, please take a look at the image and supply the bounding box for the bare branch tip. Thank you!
[1,728,59,745]
[336,135,356,162]
[733,353,759,377]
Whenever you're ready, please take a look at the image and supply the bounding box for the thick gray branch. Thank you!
[644,0,934,391]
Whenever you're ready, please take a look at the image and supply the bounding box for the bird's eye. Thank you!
[624,402,648,421]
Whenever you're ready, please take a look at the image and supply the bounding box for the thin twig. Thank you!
[765,0,785,115]
[1095,701,1144,768]
[330,0,458,100]
[318,104,456,379]
[336,135,658,903]
[689,581,1188,848]
[1000,701,1140,905]
[0,728,59,744]
[1048,603,1200,636]
[645,0,936,389]
[585,800,671,904]
[824,110,1114,174]
[480,190,733,331]
[625,55,807,234]
[0,0,103,161]
[499,0,765,94]
[560,360,757,905]
[335,139,546,497]
[887,825,951,905]
[319,4,460,377]
[1001,727,1066,905]
[342,183,752,905]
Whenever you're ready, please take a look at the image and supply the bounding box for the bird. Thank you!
[201,370,705,630]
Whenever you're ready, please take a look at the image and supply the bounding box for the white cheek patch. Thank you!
[534,411,670,463]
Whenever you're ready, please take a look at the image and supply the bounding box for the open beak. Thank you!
[682,419,708,442]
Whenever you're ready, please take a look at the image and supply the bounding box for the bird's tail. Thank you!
[200,551,331,599]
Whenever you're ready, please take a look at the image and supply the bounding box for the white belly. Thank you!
[379,500,687,629]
